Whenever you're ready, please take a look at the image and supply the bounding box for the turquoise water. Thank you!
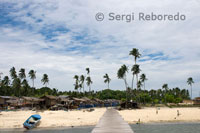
[131,123,200,133]
[1,123,200,133]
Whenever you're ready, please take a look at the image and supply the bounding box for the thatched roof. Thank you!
[41,95,58,100]
[22,96,44,102]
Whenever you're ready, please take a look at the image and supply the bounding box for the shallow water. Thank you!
[1,123,200,133]
[0,126,94,133]
[131,123,200,133]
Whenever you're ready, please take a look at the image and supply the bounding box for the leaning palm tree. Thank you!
[117,64,129,105]
[103,73,111,89]
[129,48,141,89]
[19,68,26,80]
[162,83,168,104]
[28,70,36,88]
[187,77,194,99]
[86,76,93,92]
[80,75,85,92]
[41,74,49,87]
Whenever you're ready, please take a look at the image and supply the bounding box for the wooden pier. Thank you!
[91,108,134,133]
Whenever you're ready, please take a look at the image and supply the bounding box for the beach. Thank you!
[118,107,200,124]
[0,108,106,129]
[1,107,200,129]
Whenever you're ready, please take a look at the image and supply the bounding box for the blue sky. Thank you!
[0,0,200,98]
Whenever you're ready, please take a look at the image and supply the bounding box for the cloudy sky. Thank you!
[0,0,200,98]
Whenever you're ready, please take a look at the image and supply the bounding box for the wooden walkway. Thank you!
[91,108,134,133]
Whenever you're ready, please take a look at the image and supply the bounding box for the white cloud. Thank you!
[0,0,200,98]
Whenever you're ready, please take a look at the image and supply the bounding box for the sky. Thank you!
[0,0,200,98]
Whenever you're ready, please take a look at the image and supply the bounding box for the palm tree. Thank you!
[86,68,90,75]
[80,75,85,92]
[28,70,36,88]
[9,67,17,79]
[131,64,141,90]
[73,75,79,92]
[19,68,26,79]
[140,74,148,104]
[2,76,10,86]
[41,74,49,87]
[140,73,148,91]
[103,73,111,89]
[187,77,194,99]
[13,78,21,97]
[86,76,93,92]
[117,64,129,105]
[162,83,168,104]
[129,48,141,89]
[129,48,141,64]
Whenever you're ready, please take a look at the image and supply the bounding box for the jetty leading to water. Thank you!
[92,108,134,133]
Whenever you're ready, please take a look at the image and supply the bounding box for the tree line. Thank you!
[0,48,195,104]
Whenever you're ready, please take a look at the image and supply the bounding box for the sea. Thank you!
[0,123,200,133]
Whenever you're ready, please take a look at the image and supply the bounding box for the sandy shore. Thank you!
[1,107,200,129]
[0,108,106,129]
[118,107,200,124]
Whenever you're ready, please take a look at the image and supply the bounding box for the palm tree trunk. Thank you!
[108,82,109,89]
[124,78,128,108]
[131,75,134,101]
[144,81,145,104]
[191,85,192,99]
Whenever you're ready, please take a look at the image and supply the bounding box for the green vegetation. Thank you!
[0,48,193,104]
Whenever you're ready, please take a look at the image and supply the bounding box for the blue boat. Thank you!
[23,114,41,129]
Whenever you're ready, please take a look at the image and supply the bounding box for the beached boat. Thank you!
[23,114,41,129]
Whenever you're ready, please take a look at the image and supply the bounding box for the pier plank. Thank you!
[92,108,134,133]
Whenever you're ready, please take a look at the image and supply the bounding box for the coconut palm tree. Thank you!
[140,73,148,104]
[73,75,79,92]
[9,67,17,79]
[140,73,148,91]
[162,83,168,103]
[187,77,194,99]
[19,68,26,79]
[80,75,85,92]
[41,74,49,87]
[28,70,36,88]
[86,68,90,75]
[131,64,141,90]
[129,48,141,64]
[13,78,21,97]
[86,76,93,92]
[2,76,10,86]
[103,73,111,89]
[129,48,141,90]
[117,64,129,104]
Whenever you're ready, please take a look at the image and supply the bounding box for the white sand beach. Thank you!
[0,108,106,129]
[1,107,200,129]
[118,107,200,124]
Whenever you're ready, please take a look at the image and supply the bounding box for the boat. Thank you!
[23,114,41,129]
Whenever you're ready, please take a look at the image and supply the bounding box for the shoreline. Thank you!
[1,121,200,131]
[1,107,200,129]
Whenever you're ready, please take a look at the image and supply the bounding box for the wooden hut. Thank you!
[193,97,200,105]
[0,96,18,109]
[41,95,58,108]
[22,96,44,109]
